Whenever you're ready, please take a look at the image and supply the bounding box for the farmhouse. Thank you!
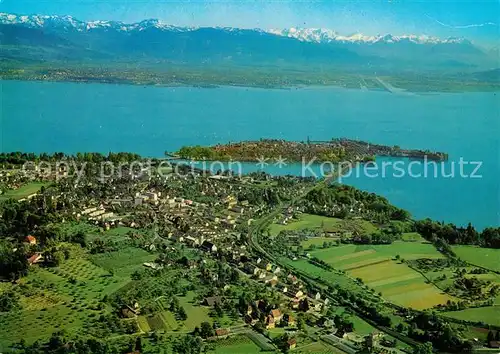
[27,253,43,265]
[121,303,140,318]
[286,287,304,299]
[269,309,283,323]
[265,315,275,329]
[24,235,37,245]
[215,328,230,338]
[201,241,217,253]
[287,338,297,350]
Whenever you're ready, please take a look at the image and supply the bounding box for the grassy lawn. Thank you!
[208,335,263,354]
[86,226,136,243]
[329,306,377,335]
[269,214,377,236]
[178,291,213,330]
[453,246,500,272]
[0,182,49,200]
[58,221,99,237]
[137,316,151,332]
[401,232,425,242]
[90,247,157,277]
[443,306,500,326]
[267,327,286,339]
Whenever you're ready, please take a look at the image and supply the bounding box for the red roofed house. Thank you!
[270,309,283,323]
[215,328,230,338]
[27,253,43,265]
[24,235,37,245]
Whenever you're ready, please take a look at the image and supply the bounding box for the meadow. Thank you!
[443,306,500,326]
[90,246,157,277]
[269,213,377,237]
[453,246,500,272]
[307,242,453,309]
[0,182,48,200]
[85,226,136,243]
[207,335,263,353]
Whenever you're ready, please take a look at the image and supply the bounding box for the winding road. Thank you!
[246,171,420,349]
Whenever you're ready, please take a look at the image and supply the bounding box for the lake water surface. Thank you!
[1,80,499,228]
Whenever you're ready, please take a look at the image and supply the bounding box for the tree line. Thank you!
[416,219,500,249]
[0,152,141,165]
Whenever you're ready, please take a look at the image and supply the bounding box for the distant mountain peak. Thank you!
[266,27,472,45]
[0,12,197,33]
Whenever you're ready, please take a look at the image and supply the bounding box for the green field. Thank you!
[269,213,377,236]
[86,226,136,243]
[178,292,213,330]
[208,335,263,353]
[90,247,157,277]
[136,315,151,332]
[310,242,443,267]
[0,182,48,200]
[306,242,452,309]
[453,246,500,272]
[327,306,378,335]
[443,306,500,326]
[401,232,426,242]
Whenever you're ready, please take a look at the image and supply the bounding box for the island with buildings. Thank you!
[173,138,448,163]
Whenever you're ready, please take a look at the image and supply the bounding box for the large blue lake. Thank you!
[1,80,499,229]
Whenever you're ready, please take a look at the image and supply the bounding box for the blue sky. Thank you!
[1,0,498,45]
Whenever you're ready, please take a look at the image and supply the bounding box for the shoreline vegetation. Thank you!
[172,138,448,163]
[1,65,500,92]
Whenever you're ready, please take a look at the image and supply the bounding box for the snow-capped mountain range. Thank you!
[267,27,471,45]
[2,11,492,70]
[0,12,471,46]
[0,12,196,32]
